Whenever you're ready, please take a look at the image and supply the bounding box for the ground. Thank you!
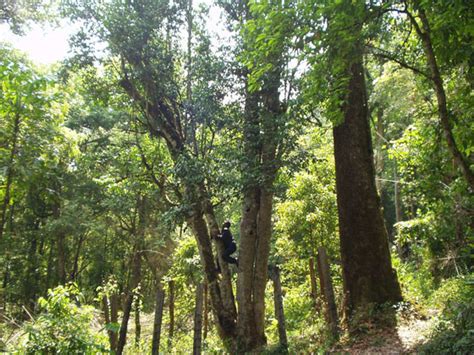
[332,313,435,354]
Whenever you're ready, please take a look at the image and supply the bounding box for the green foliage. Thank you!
[19,284,108,354]
[420,276,474,354]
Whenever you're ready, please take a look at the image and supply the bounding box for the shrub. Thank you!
[20,284,108,354]
[419,275,474,354]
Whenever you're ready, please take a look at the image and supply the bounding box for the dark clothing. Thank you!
[221,228,234,248]
[220,227,238,266]
[223,242,238,265]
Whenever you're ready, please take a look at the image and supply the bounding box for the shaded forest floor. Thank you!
[332,312,435,354]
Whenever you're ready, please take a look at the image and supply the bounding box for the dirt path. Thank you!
[332,316,433,354]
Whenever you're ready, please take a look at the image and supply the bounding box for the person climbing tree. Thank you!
[217,221,238,266]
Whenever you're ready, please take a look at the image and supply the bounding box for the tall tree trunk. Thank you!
[188,210,237,343]
[237,64,282,352]
[167,280,175,350]
[406,2,474,190]
[0,108,20,241]
[333,52,402,314]
[151,285,165,355]
[270,266,288,349]
[237,85,262,350]
[193,283,204,355]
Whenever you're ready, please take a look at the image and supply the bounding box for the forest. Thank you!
[0,0,473,353]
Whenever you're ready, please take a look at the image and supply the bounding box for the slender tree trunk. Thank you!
[309,257,319,312]
[110,293,119,351]
[45,239,55,289]
[70,233,86,281]
[203,282,209,340]
[102,295,116,351]
[333,51,402,314]
[51,184,66,285]
[394,163,402,224]
[193,283,204,355]
[270,266,288,349]
[167,280,175,350]
[135,295,141,347]
[24,220,40,310]
[375,107,385,194]
[407,2,474,190]
[151,285,165,355]
[116,248,142,355]
[116,293,133,355]
[0,109,20,241]
[317,247,338,338]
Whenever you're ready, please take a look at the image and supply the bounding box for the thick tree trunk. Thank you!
[333,55,402,313]
[193,283,204,355]
[237,85,262,350]
[167,280,175,350]
[407,3,474,190]
[151,285,165,355]
[188,209,237,343]
[270,266,288,349]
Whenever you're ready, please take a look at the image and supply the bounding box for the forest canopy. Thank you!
[0,0,473,353]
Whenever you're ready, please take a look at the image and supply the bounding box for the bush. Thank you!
[419,275,474,354]
[20,284,108,354]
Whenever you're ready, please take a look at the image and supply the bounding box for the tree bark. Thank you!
[102,295,118,352]
[151,285,165,355]
[0,108,20,241]
[193,283,204,355]
[116,248,142,355]
[406,2,474,190]
[203,282,209,340]
[187,209,237,342]
[394,162,403,224]
[52,198,66,285]
[333,52,402,314]
[110,293,119,352]
[70,233,86,281]
[134,294,141,346]
[167,280,175,350]
[374,107,385,194]
[270,266,288,349]
[309,257,319,312]
[316,247,338,339]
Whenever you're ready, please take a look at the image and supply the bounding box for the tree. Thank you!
[322,1,402,312]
